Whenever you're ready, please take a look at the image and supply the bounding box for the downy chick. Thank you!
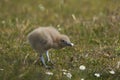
[27,27,74,68]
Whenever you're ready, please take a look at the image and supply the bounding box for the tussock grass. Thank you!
[0,0,120,80]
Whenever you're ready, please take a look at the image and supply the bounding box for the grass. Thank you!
[0,0,120,80]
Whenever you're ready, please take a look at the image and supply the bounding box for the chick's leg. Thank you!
[46,51,50,62]
[40,55,48,68]
[46,51,54,65]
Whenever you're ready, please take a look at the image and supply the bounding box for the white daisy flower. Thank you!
[63,72,72,79]
[109,70,115,74]
[66,72,72,79]
[94,73,100,77]
[79,65,86,71]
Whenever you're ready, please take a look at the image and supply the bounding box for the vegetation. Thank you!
[0,0,120,80]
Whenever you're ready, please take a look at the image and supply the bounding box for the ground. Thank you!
[0,0,120,80]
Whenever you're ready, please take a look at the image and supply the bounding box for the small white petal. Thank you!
[45,71,53,75]
[81,78,84,80]
[79,65,86,70]
[94,73,100,77]
[109,70,115,74]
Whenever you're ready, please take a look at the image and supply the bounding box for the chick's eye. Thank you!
[61,39,65,42]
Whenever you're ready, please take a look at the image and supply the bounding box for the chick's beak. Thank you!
[66,42,74,46]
